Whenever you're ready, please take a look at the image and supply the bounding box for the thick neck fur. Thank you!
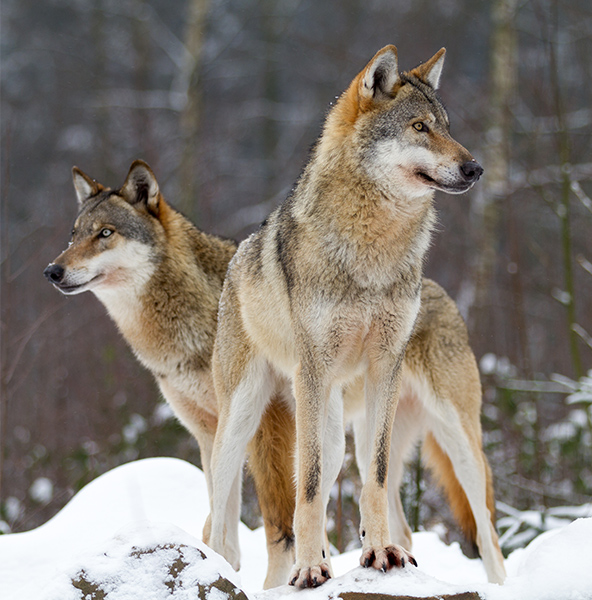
[293,121,436,289]
[93,201,234,373]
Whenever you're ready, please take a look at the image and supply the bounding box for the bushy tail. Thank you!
[422,431,496,552]
[247,398,296,548]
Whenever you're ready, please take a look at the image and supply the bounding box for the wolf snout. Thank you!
[44,263,65,284]
[460,160,484,183]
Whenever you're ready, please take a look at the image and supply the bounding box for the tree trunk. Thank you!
[470,0,518,353]
[548,2,583,379]
[178,0,210,220]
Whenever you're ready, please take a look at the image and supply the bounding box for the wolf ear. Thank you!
[412,48,446,89]
[121,160,160,215]
[360,45,400,101]
[72,167,104,208]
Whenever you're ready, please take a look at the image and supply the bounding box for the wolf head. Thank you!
[44,161,163,296]
[325,45,483,198]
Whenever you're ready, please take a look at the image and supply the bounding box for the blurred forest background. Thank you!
[1,0,591,556]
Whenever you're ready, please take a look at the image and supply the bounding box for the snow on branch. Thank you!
[571,180,592,213]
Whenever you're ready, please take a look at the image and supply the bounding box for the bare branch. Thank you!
[88,89,187,111]
[514,107,592,134]
[508,162,592,194]
[3,303,63,386]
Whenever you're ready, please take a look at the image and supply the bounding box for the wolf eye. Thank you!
[99,228,113,238]
[413,122,428,132]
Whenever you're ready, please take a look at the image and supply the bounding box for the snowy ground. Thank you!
[1,457,591,599]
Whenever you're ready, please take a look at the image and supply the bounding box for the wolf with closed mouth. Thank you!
[206,44,506,588]
[43,161,299,587]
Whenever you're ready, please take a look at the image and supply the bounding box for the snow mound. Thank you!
[43,522,245,600]
[498,518,592,600]
[0,458,591,600]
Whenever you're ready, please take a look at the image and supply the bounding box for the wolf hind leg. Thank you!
[156,381,226,556]
[387,395,426,550]
[209,355,274,570]
[320,387,346,575]
[425,412,506,584]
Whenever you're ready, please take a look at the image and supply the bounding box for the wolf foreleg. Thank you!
[358,354,417,571]
[289,362,335,588]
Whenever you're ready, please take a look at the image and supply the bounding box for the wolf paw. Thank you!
[288,563,331,588]
[359,545,417,572]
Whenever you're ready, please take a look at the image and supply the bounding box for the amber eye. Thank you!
[413,122,427,132]
[99,228,113,238]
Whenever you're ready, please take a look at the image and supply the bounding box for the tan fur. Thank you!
[207,45,504,589]
[46,53,506,588]
[343,278,505,584]
[423,433,480,544]
[44,161,294,586]
[402,279,500,552]
[423,432,501,553]
[248,400,298,587]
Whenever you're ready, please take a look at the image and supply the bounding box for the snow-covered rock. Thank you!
[43,522,246,600]
[1,458,591,600]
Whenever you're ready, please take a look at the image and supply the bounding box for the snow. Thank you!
[0,457,591,600]
[42,523,238,600]
[29,477,54,504]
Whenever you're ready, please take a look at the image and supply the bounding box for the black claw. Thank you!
[401,557,405,568]
[410,557,418,567]
[381,561,387,573]
[290,577,297,586]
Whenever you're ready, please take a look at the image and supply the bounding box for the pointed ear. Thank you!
[412,48,446,89]
[120,160,160,215]
[72,167,103,208]
[360,45,400,101]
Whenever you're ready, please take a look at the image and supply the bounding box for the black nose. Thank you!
[44,263,65,284]
[460,160,484,182]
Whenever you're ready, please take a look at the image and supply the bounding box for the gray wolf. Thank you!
[43,161,297,587]
[207,45,506,588]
